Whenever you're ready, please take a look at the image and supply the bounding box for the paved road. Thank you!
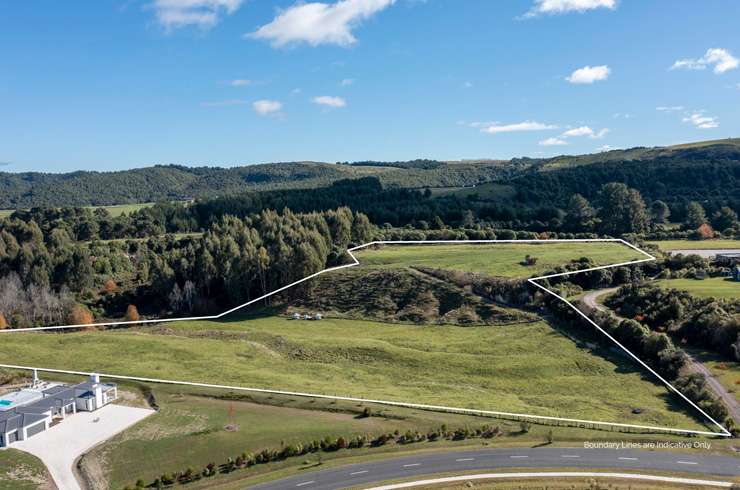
[248,447,740,490]
[665,249,740,258]
[580,287,740,426]
[686,354,740,426]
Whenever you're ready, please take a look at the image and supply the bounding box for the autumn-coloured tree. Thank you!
[125,304,140,322]
[697,223,714,239]
[0,312,7,330]
[103,279,117,294]
[68,304,93,326]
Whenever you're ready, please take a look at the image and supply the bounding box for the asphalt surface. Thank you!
[686,354,740,426]
[665,249,740,258]
[248,447,740,489]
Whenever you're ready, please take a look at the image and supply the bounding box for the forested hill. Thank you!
[0,162,377,208]
[1,139,738,209]
[0,159,526,209]
[513,144,740,211]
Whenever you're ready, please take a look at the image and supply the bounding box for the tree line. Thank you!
[6,176,738,247]
[0,207,374,328]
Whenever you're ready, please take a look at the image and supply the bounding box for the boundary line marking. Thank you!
[0,239,731,437]
[363,472,733,489]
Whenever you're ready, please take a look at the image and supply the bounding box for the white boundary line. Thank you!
[363,472,734,489]
[0,239,730,437]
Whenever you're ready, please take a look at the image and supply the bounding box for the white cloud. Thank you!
[151,0,243,29]
[561,126,593,137]
[340,78,355,86]
[612,112,631,119]
[597,144,615,152]
[682,112,719,129]
[462,81,473,88]
[249,0,395,48]
[201,99,248,107]
[560,126,609,139]
[566,65,610,84]
[253,99,282,115]
[656,105,684,112]
[525,0,616,17]
[671,59,705,71]
[671,48,738,74]
[230,79,252,87]
[539,137,569,146]
[476,121,558,135]
[312,95,346,108]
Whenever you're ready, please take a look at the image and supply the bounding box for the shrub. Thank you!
[103,278,117,293]
[67,304,93,326]
[125,304,140,322]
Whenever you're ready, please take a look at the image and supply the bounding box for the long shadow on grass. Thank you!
[544,313,713,430]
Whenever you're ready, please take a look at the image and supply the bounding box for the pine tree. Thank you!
[650,200,671,224]
[564,194,596,232]
[597,183,650,235]
[685,201,707,229]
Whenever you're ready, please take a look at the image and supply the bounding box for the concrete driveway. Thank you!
[13,404,154,490]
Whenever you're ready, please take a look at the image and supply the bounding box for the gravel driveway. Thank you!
[13,404,154,490]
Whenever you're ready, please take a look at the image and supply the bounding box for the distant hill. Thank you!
[0,160,529,209]
[1,139,738,209]
[668,137,740,149]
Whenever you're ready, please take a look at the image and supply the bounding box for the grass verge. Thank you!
[654,277,739,299]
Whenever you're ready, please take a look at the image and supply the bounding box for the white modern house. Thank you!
[0,373,117,448]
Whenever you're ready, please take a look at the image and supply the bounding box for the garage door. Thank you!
[26,422,46,438]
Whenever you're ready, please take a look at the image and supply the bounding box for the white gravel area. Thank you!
[13,404,154,490]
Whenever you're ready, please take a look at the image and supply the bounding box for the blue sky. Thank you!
[1,0,739,172]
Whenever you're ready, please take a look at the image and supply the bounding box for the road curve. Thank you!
[579,286,740,426]
[580,287,618,313]
[247,447,740,490]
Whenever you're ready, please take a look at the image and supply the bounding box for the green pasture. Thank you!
[648,240,740,251]
[654,277,739,299]
[0,315,707,432]
[354,242,644,278]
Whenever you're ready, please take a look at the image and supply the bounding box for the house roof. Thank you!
[0,378,116,435]
[0,410,47,434]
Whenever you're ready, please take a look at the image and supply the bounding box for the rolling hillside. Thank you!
[1,139,738,209]
[0,160,528,209]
